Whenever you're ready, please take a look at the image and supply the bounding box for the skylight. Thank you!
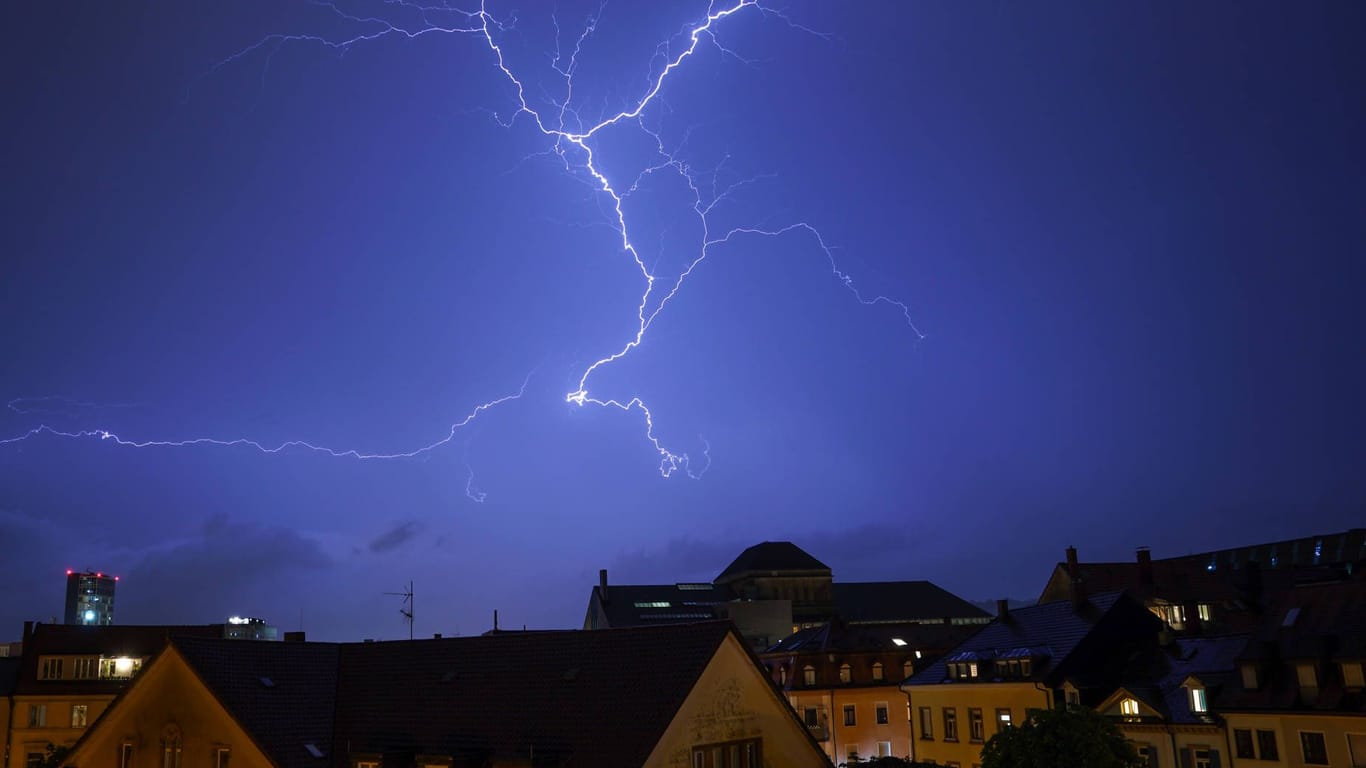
[1282,607,1301,627]
[892,638,907,646]
[304,744,324,758]
[259,677,275,688]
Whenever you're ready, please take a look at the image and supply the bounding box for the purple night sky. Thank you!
[2,0,1363,640]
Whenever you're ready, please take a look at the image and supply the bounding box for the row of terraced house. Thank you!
[1,531,1363,767]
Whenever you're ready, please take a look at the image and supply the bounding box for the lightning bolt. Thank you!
[4,0,920,494]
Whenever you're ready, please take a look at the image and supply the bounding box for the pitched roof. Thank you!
[905,591,1157,687]
[16,623,226,695]
[1108,635,1248,723]
[716,542,830,582]
[174,637,340,768]
[589,583,732,627]
[765,619,977,656]
[833,582,990,623]
[1219,578,1366,714]
[171,622,740,767]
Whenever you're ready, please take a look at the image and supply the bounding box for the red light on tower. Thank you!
[114,576,120,581]
[96,572,103,578]
[66,569,73,575]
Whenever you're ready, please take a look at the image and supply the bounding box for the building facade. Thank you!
[63,571,117,627]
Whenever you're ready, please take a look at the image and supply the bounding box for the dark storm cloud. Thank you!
[114,514,332,623]
[368,520,420,553]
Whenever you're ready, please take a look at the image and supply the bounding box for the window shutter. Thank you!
[1208,749,1221,768]
[1179,748,1193,768]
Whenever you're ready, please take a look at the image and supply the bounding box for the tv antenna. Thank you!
[384,580,414,640]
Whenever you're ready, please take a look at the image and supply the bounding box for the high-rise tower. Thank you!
[64,570,117,625]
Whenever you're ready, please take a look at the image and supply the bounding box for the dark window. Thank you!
[804,707,819,727]
[919,707,933,739]
[876,703,889,725]
[1135,744,1158,768]
[943,708,958,741]
[969,708,984,742]
[844,704,856,726]
[1300,732,1328,765]
[691,738,761,768]
[26,755,43,768]
[120,744,134,768]
[1256,730,1278,760]
[1234,730,1254,759]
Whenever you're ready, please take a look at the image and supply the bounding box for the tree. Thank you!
[40,743,71,768]
[979,706,1144,768]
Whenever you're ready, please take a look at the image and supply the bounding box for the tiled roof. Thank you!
[590,583,731,627]
[765,620,975,656]
[16,623,226,695]
[1219,578,1366,714]
[1112,634,1248,724]
[906,591,1156,687]
[175,637,340,768]
[833,582,990,623]
[716,542,830,581]
[174,622,738,767]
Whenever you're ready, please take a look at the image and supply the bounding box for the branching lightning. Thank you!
[4,0,920,496]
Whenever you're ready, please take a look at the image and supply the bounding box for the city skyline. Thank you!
[3,0,1363,640]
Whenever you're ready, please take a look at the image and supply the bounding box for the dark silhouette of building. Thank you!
[63,570,117,626]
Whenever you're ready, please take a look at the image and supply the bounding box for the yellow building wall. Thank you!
[7,695,116,768]
[60,648,272,768]
[784,686,911,764]
[1225,712,1366,768]
[1118,724,1227,768]
[645,633,831,768]
[903,683,1050,768]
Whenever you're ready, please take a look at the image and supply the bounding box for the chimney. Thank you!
[599,569,609,602]
[1137,547,1153,586]
[283,631,306,642]
[23,620,34,646]
[433,633,443,639]
[493,609,499,631]
[1066,546,1087,611]
[996,599,1010,621]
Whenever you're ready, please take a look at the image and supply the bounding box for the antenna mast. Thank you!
[384,580,414,640]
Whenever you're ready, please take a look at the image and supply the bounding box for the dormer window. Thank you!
[1189,686,1208,713]
[1342,662,1364,689]
[1120,698,1140,719]
[839,664,852,684]
[1297,663,1319,702]
[803,665,816,687]
[871,662,883,682]
[1240,663,1260,691]
[903,660,914,679]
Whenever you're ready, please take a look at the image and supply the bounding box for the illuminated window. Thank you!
[877,742,892,758]
[871,662,883,681]
[1191,747,1212,768]
[839,663,852,684]
[969,708,984,742]
[633,601,671,609]
[903,660,914,678]
[995,708,1012,731]
[71,704,88,728]
[844,704,856,726]
[1120,698,1140,717]
[1197,604,1212,622]
[803,665,816,687]
[100,656,143,679]
[876,702,889,725]
[1189,686,1208,713]
[1296,664,1318,701]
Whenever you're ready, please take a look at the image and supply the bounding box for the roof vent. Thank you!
[304,744,324,759]
[259,676,275,688]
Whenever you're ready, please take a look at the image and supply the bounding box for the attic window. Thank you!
[891,638,907,647]
[871,662,883,682]
[839,664,852,684]
[1241,663,1260,691]
[303,745,324,759]
[1282,607,1301,627]
[1189,686,1208,714]
[259,677,275,688]
[1120,698,1140,719]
